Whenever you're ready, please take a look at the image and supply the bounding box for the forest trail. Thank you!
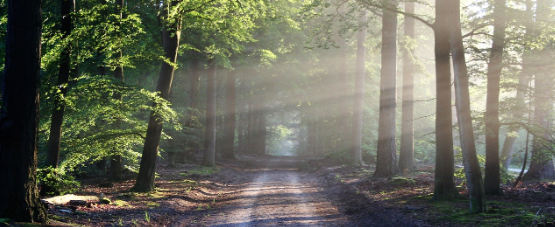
[189,158,350,226]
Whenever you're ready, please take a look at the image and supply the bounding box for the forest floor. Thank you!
[34,154,555,227]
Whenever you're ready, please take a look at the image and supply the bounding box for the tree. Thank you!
[46,0,74,169]
[450,0,486,213]
[484,0,506,196]
[500,0,533,170]
[0,0,46,222]
[398,0,415,173]
[351,10,367,166]
[132,0,182,192]
[110,0,125,181]
[202,59,217,166]
[432,0,460,201]
[375,0,399,177]
[222,70,237,159]
[523,0,555,180]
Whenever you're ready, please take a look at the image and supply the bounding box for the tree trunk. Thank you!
[523,0,555,181]
[351,10,367,166]
[46,0,73,168]
[247,102,253,154]
[0,0,46,222]
[259,113,267,154]
[110,0,125,181]
[222,70,236,159]
[398,1,415,173]
[202,60,217,167]
[432,0,460,201]
[132,1,181,192]
[484,0,506,196]
[337,35,351,153]
[375,1,399,178]
[179,58,201,163]
[450,0,486,213]
[500,0,533,170]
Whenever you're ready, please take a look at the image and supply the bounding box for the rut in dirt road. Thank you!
[197,167,350,226]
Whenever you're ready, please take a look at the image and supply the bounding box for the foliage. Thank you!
[39,75,179,172]
[37,167,80,196]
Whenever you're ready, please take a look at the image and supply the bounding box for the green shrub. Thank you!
[37,167,80,196]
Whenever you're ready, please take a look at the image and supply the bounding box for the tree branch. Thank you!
[356,0,434,28]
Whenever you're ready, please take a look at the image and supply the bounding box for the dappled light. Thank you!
[2,0,555,225]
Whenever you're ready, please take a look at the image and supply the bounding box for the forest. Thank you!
[1,0,555,226]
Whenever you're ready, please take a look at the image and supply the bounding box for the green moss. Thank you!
[429,200,541,227]
[113,200,130,207]
[146,202,160,207]
[389,177,416,185]
[183,179,197,185]
[180,166,220,177]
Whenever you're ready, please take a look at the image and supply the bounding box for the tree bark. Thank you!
[450,0,486,213]
[0,0,46,222]
[375,1,399,177]
[351,10,367,166]
[46,0,74,168]
[132,0,181,192]
[484,0,506,195]
[432,0,460,201]
[399,1,415,173]
[222,70,236,159]
[202,59,217,166]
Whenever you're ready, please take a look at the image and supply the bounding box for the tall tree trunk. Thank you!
[337,35,351,153]
[523,0,555,181]
[351,10,367,166]
[258,113,267,154]
[46,0,73,168]
[0,0,46,222]
[132,1,181,192]
[484,0,506,195]
[399,1,415,173]
[433,0,460,201]
[500,0,533,170]
[375,1,399,177]
[247,101,254,154]
[180,58,201,163]
[222,70,236,159]
[450,0,486,213]
[202,60,217,166]
[111,0,125,181]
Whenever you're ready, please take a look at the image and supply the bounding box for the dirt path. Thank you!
[189,159,350,226]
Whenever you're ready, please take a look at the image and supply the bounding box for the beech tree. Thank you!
[398,0,415,173]
[450,0,486,213]
[484,0,506,196]
[46,0,74,169]
[222,70,237,160]
[374,0,399,177]
[132,0,182,192]
[500,0,533,170]
[351,10,367,166]
[110,0,125,181]
[523,0,555,180]
[202,59,217,166]
[432,0,460,201]
[0,0,46,222]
